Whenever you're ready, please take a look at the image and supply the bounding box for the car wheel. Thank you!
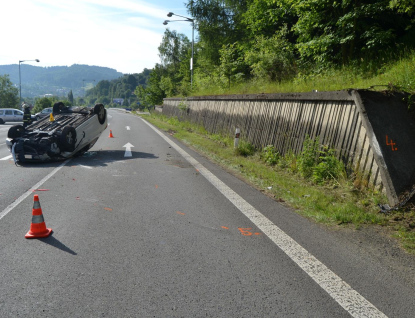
[0,118,4,124]
[94,104,106,125]
[8,125,25,138]
[60,126,76,151]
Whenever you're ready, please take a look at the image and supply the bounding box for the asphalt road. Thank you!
[0,110,414,317]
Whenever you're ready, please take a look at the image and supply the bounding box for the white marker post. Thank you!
[234,128,240,148]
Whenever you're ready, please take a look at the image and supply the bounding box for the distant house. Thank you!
[113,98,124,105]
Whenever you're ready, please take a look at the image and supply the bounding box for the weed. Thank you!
[235,140,256,157]
[278,150,297,173]
[312,146,346,184]
[298,135,320,178]
[261,145,280,165]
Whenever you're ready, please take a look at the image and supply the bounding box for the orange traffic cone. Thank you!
[109,130,114,138]
[49,113,55,122]
[25,195,52,239]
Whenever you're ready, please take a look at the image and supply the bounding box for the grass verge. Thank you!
[141,112,415,254]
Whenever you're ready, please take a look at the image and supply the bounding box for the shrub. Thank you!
[235,140,256,157]
[261,145,280,165]
[298,135,320,178]
[278,150,297,173]
[312,146,345,184]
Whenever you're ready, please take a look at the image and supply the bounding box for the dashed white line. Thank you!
[142,118,387,318]
[0,159,71,221]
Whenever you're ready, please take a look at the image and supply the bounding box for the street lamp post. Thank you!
[164,12,194,89]
[19,59,40,106]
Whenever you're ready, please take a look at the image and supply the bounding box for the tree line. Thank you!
[0,70,151,112]
[135,0,415,106]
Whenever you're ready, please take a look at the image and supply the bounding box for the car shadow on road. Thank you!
[13,150,158,168]
[39,234,77,255]
[70,150,159,167]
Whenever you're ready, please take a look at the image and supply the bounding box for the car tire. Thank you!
[60,126,76,151]
[8,125,25,138]
[94,104,106,125]
[0,118,4,124]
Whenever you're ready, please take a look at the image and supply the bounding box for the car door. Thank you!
[13,110,24,122]
[4,109,14,122]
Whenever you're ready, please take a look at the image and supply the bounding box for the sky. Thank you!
[0,0,194,74]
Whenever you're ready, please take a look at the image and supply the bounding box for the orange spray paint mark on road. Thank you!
[238,228,253,236]
[155,185,158,189]
[221,226,229,230]
[104,207,113,211]
[176,211,185,215]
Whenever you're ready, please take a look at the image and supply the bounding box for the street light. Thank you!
[19,59,40,106]
[163,12,195,89]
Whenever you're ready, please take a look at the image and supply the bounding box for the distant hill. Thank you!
[0,64,123,98]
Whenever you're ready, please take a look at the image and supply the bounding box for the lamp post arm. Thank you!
[169,12,194,22]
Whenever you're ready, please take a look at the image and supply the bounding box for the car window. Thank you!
[0,110,3,115]
[5,110,13,115]
[14,110,23,115]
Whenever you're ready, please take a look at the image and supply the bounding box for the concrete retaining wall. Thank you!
[162,90,415,206]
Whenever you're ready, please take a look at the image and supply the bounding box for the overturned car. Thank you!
[6,104,107,163]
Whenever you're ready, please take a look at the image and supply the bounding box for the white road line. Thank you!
[0,155,12,160]
[0,159,71,221]
[78,164,93,169]
[142,118,387,318]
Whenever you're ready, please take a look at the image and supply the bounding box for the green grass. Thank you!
[192,52,415,96]
[144,50,415,253]
[139,112,415,254]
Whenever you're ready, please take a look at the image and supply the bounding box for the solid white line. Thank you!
[78,164,93,169]
[0,159,71,221]
[142,118,387,318]
[0,155,12,160]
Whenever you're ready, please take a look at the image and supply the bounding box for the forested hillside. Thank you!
[136,0,415,106]
[0,64,123,98]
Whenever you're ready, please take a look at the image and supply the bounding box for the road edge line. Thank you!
[142,118,388,318]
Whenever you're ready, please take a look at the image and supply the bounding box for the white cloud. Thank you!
[0,0,191,74]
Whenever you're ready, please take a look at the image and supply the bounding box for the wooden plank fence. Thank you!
[162,90,415,206]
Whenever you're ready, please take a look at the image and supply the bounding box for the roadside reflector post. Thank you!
[234,128,240,148]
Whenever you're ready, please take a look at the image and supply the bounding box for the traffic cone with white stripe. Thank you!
[25,195,52,239]
[108,130,114,138]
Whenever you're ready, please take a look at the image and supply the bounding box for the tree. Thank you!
[68,90,74,105]
[0,74,19,108]
[244,28,296,82]
[158,29,192,96]
[187,0,249,66]
[390,0,415,14]
[32,97,53,113]
[134,64,166,107]
[291,0,414,65]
